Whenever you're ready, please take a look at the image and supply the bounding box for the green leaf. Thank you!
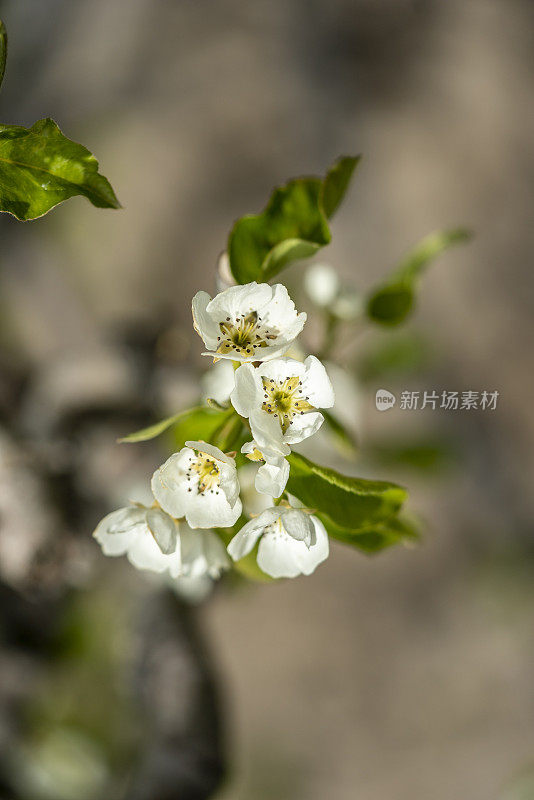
[0,118,120,220]
[367,284,414,325]
[118,410,194,443]
[286,451,407,530]
[228,155,360,284]
[323,514,419,553]
[0,19,7,91]
[322,155,360,218]
[366,228,472,325]
[118,406,233,445]
[170,406,242,451]
[209,411,246,452]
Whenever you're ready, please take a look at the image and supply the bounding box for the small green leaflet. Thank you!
[0,118,120,220]
[118,409,197,443]
[286,451,407,531]
[366,228,472,325]
[228,155,360,284]
[118,406,236,448]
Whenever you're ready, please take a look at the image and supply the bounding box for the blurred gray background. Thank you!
[0,1,533,799]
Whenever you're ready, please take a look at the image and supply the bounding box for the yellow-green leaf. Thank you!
[228,155,360,284]
[323,514,420,553]
[0,118,120,220]
[118,406,234,445]
[287,451,407,530]
[366,228,472,325]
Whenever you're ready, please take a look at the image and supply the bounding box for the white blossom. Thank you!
[151,440,242,528]
[331,290,362,321]
[192,282,306,363]
[304,263,340,306]
[94,503,230,581]
[227,506,329,578]
[241,439,290,498]
[231,355,334,448]
[237,463,275,516]
[201,359,236,407]
[180,525,230,578]
[93,504,182,577]
[215,251,235,291]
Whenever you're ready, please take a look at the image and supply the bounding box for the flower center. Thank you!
[186,453,221,495]
[263,516,288,540]
[216,311,278,357]
[261,376,315,434]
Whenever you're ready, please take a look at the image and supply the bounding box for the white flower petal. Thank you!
[241,440,258,457]
[257,514,329,578]
[127,524,178,574]
[283,410,325,444]
[218,461,241,507]
[206,282,272,321]
[186,493,242,529]
[255,457,289,498]
[201,360,236,405]
[294,517,329,574]
[93,507,145,556]
[231,363,262,418]
[166,549,184,579]
[258,357,306,383]
[302,355,335,408]
[249,408,290,452]
[227,521,263,560]
[216,251,235,291]
[146,507,179,555]
[192,291,219,349]
[94,504,183,577]
[280,507,314,544]
[257,530,304,578]
[237,462,275,516]
[151,450,192,519]
[201,530,231,577]
[179,526,204,576]
[304,264,340,306]
[181,527,230,578]
[185,440,234,467]
[257,284,306,336]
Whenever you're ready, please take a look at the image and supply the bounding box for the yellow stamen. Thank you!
[216,311,279,358]
[261,376,316,433]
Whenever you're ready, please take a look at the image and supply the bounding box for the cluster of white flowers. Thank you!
[94,280,334,582]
